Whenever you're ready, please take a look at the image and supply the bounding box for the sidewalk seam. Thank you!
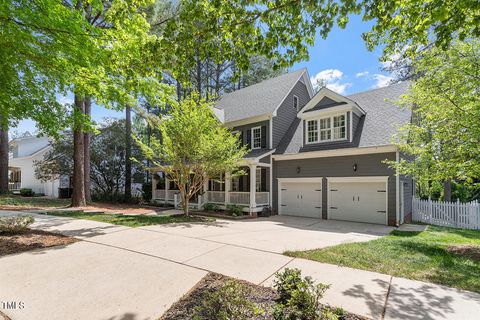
[258,257,295,286]
[381,276,393,320]
[181,244,228,264]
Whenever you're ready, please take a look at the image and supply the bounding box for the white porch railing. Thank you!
[256,192,269,205]
[229,192,250,205]
[206,191,225,203]
[412,197,480,230]
[153,189,165,199]
[8,182,21,190]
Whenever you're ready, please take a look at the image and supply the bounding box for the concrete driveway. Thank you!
[139,214,394,253]
[1,211,479,320]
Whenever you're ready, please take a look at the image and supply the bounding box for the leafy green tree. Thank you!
[34,120,145,200]
[137,96,246,215]
[388,40,480,200]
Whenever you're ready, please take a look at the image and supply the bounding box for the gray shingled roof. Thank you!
[216,69,306,123]
[276,82,411,154]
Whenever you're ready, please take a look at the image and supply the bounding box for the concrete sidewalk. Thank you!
[1,211,479,320]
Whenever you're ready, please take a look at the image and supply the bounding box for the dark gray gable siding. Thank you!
[305,97,347,113]
[233,120,269,149]
[273,152,397,226]
[272,81,310,148]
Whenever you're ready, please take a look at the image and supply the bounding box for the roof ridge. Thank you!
[347,81,409,97]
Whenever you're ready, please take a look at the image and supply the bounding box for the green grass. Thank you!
[285,225,480,293]
[45,210,213,227]
[0,195,70,209]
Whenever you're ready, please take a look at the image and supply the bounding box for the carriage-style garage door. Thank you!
[328,177,388,225]
[279,179,322,218]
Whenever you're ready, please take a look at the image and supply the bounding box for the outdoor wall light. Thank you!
[353,163,358,172]
[296,166,301,174]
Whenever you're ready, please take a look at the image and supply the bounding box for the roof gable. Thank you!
[216,69,312,124]
[298,86,365,119]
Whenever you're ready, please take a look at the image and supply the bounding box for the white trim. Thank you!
[293,95,299,111]
[269,162,273,207]
[305,112,347,145]
[277,177,323,216]
[277,177,324,183]
[297,86,366,118]
[326,176,389,225]
[251,126,262,150]
[272,69,312,116]
[326,176,389,183]
[396,151,400,226]
[225,114,270,128]
[349,111,353,143]
[269,117,273,149]
[299,104,365,120]
[273,145,398,161]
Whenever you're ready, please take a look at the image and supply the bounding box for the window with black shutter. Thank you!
[261,126,267,148]
[246,129,252,149]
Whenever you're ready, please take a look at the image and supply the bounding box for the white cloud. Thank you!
[372,74,394,88]
[310,69,351,94]
[356,71,369,78]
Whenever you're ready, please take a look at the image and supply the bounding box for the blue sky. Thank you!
[15,14,391,134]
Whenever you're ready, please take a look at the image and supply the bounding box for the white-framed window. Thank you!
[256,168,262,192]
[251,126,262,149]
[305,113,347,144]
[231,177,240,192]
[293,95,299,111]
[319,118,331,141]
[333,114,346,139]
[307,120,318,143]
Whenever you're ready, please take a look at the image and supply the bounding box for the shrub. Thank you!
[0,216,35,234]
[141,182,152,201]
[19,188,35,197]
[226,204,244,216]
[203,202,221,212]
[273,268,331,320]
[193,280,262,320]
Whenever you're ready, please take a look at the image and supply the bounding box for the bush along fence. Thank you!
[412,197,480,230]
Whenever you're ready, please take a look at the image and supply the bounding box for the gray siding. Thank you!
[272,81,310,148]
[233,120,269,148]
[400,175,413,219]
[273,152,397,226]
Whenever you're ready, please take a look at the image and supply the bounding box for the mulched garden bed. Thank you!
[161,273,366,320]
[447,244,480,261]
[0,229,78,257]
[194,211,256,220]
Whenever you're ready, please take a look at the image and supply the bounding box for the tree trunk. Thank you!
[182,191,189,216]
[124,104,132,202]
[443,179,452,202]
[0,116,8,195]
[71,93,86,207]
[84,95,92,203]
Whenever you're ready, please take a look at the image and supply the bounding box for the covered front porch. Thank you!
[151,161,271,214]
[8,167,21,192]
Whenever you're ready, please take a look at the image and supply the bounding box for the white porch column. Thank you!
[151,171,156,201]
[225,172,231,206]
[164,174,169,205]
[203,176,209,203]
[249,164,256,213]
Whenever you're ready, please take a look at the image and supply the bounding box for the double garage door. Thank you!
[279,177,388,225]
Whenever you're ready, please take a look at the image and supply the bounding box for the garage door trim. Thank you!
[326,176,389,225]
[277,177,323,217]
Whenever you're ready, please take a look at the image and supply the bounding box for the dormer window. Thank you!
[306,113,347,144]
[252,126,262,149]
[293,95,299,111]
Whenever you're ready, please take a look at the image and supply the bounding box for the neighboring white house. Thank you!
[8,135,66,197]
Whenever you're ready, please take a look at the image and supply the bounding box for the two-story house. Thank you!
[151,68,413,226]
[8,135,68,197]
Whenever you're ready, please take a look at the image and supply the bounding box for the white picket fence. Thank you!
[412,197,480,229]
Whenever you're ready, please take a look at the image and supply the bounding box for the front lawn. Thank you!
[285,225,480,293]
[45,210,213,227]
[0,195,70,210]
